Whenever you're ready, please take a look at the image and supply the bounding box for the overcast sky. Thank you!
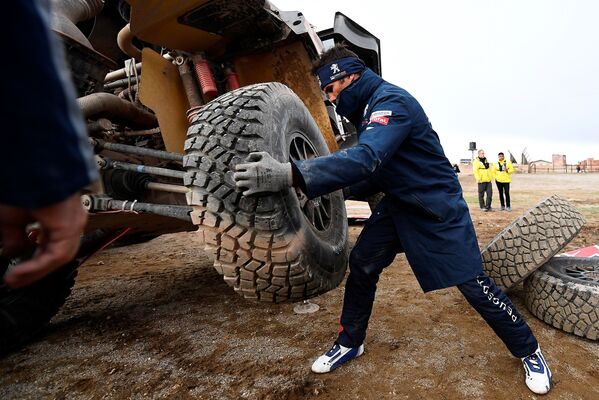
[274,0,599,164]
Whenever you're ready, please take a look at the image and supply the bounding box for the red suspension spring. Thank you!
[192,54,217,98]
[225,66,240,91]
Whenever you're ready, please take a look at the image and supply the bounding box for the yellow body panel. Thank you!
[138,48,189,154]
[128,1,336,153]
[128,0,224,53]
[234,41,338,152]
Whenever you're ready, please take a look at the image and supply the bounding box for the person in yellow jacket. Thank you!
[494,152,514,211]
[473,149,494,211]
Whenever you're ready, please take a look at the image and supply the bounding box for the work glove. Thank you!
[233,151,292,196]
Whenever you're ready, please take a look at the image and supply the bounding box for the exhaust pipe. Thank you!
[117,23,142,61]
[78,93,157,129]
[51,0,105,50]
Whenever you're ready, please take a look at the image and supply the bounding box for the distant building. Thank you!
[591,158,599,168]
[552,154,567,166]
[580,158,599,172]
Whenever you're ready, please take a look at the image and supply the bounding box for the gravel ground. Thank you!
[1,173,599,399]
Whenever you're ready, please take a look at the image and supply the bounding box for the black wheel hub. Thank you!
[547,257,599,286]
[564,264,599,283]
[288,132,332,232]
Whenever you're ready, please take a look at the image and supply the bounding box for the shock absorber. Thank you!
[224,64,240,91]
[175,55,204,122]
[175,56,203,109]
[192,53,218,100]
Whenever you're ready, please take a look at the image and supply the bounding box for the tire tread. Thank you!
[481,195,585,290]
[185,83,345,303]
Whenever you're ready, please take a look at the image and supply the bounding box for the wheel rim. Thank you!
[564,264,599,283]
[548,258,599,286]
[288,132,332,232]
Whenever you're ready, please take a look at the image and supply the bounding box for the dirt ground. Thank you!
[2,173,599,400]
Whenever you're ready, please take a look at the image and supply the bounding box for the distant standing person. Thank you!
[473,149,493,211]
[494,152,514,211]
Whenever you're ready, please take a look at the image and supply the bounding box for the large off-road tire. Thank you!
[183,83,349,303]
[0,258,78,355]
[524,257,599,340]
[0,229,123,355]
[481,195,585,291]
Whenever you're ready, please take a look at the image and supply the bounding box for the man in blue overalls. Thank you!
[233,44,551,395]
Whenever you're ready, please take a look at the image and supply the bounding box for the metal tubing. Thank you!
[105,199,192,221]
[77,92,157,128]
[104,77,139,90]
[146,182,190,194]
[105,63,142,83]
[117,23,142,60]
[87,118,112,134]
[51,0,104,50]
[118,127,161,137]
[96,140,183,162]
[176,57,204,108]
[106,160,185,179]
[117,84,139,100]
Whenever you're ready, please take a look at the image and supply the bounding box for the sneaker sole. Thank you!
[311,346,364,374]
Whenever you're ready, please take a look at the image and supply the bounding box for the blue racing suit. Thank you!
[294,69,537,357]
[0,0,98,208]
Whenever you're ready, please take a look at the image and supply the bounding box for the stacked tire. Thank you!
[524,257,599,340]
[481,195,599,340]
[481,195,585,291]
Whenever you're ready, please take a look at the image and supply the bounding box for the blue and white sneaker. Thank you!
[521,346,552,395]
[311,342,364,373]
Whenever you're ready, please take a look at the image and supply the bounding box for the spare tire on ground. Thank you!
[0,257,78,356]
[481,195,585,291]
[524,257,599,340]
[184,82,349,303]
[0,229,125,355]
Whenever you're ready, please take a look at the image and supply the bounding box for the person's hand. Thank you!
[233,152,292,196]
[0,192,87,288]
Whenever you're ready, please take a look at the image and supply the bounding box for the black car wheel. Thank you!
[184,83,349,303]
